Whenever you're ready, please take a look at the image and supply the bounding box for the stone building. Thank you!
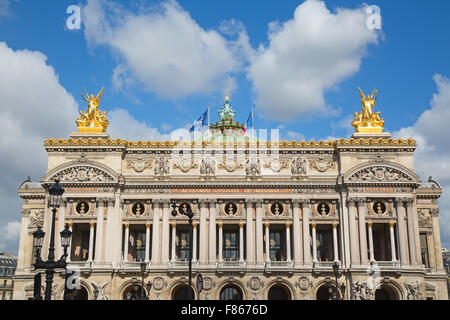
[12,91,449,300]
[0,253,17,300]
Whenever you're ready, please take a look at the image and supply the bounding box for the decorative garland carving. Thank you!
[309,158,335,173]
[263,160,289,173]
[127,157,153,172]
[173,156,198,173]
[218,159,243,173]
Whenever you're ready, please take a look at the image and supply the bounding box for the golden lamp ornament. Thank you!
[352,87,385,133]
[76,87,109,133]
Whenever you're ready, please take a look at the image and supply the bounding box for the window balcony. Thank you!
[168,260,199,272]
[264,260,294,274]
[217,260,246,273]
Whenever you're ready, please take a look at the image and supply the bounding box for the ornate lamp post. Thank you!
[139,261,151,300]
[330,261,346,300]
[32,179,72,300]
[171,202,194,300]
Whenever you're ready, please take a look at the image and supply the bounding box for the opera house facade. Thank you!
[12,89,448,300]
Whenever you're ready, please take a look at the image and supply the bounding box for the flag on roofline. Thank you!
[189,108,208,132]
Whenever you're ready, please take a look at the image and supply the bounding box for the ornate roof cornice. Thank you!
[44,137,416,148]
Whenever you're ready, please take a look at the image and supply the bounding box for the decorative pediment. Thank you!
[344,161,420,185]
[44,161,118,184]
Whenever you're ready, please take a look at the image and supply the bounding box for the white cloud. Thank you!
[83,0,250,98]
[0,42,80,253]
[247,0,379,121]
[0,41,171,253]
[108,108,170,141]
[394,74,450,249]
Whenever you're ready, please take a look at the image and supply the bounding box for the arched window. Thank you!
[172,285,195,300]
[375,285,398,300]
[268,285,291,300]
[220,285,242,300]
[65,287,89,300]
[316,284,333,300]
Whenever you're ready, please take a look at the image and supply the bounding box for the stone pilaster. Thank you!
[255,199,264,265]
[405,198,417,266]
[357,198,368,265]
[199,199,209,265]
[245,199,255,264]
[208,199,217,265]
[301,199,311,265]
[396,198,408,265]
[292,200,302,266]
[161,199,171,264]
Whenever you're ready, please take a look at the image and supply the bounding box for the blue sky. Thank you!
[0,0,450,253]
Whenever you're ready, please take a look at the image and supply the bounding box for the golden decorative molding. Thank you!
[44,138,417,148]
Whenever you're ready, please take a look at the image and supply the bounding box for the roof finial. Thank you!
[225,93,230,102]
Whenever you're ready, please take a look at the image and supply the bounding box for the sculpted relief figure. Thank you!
[246,158,261,176]
[200,157,216,175]
[291,157,307,175]
[154,157,170,176]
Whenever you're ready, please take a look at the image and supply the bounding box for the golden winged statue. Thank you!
[351,87,385,133]
[76,87,109,133]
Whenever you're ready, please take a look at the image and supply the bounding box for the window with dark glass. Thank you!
[128,227,146,262]
[223,230,239,261]
[220,286,242,300]
[177,230,190,262]
[372,224,392,261]
[316,226,333,262]
[70,224,93,261]
[269,230,285,261]
[420,233,430,268]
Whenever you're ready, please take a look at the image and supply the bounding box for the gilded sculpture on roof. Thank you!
[352,87,385,133]
[76,87,109,133]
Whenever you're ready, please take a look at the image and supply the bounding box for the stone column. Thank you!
[389,221,397,262]
[123,223,129,262]
[171,223,177,262]
[395,199,408,265]
[208,199,217,265]
[264,222,270,262]
[357,198,368,265]
[301,200,311,265]
[192,222,198,263]
[431,209,445,271]
[311,222,317,262]
[145,223,150,263]
[239,222,245,262]
[199,200,208,265]
[367,222,375,262]
[286,222,291,262]
[151,200,161,264]
[292,200,302,265]
[88,220,95,262]
[255,200,264,265]
[218,223,223,262]
[245,200,255,264]
[67,222,73,262]
[94,199,104,264]
[347,198,359,266]
[55,200,67,260]
[333,222,339,262]
[406,199,417,265]
[104,198,115,265]
[161,200,170,264]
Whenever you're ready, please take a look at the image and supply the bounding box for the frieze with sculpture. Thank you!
[51,166,115,183]
[291,157,307,175]
[348,166,414,183]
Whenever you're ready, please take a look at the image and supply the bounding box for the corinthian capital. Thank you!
[299,199,310,208]
[346,198,357,207]
[405,198,414,207]
[395,198,404,207]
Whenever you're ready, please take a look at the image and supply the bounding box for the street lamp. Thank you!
[171,202,194,300]
[32,179,72,300]
[330,261,346,300]
[140,261,147,300]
